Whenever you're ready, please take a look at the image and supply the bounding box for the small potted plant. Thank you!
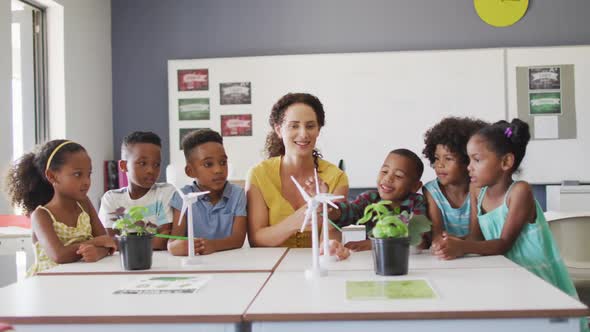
[113,206,157,270]
[358,200,431,276]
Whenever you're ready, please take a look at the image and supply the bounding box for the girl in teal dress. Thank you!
[432,119,588,332]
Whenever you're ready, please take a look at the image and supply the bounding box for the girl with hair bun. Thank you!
[433,119,587,332]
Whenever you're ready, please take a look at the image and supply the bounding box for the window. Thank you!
[11,0,48,160]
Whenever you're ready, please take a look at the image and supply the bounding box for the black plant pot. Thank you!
[370,236,410,276]
[119,234,153,270]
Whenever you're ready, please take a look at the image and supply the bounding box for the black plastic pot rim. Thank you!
[117,233,153,239]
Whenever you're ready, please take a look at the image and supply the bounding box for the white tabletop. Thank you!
[245,268,589,321]
[0,272,269,324]
[0,226,31,238]
[38,247,288,275]
[276,248,519,272]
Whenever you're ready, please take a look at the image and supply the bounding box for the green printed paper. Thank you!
[346,280,435,300]
[529,92,561,114]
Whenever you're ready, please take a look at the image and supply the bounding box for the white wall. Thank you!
[0,0,13,213]
[0,0,113,212]
[58,0,113,205]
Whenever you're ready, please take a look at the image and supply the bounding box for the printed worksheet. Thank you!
[114,275,211,295]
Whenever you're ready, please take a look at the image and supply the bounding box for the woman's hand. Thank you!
[304,176,328,196]
[344,239,372,252]
[320,239,350,260]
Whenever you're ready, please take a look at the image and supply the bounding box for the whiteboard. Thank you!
[168,49,506,188]
[507,45,590,184]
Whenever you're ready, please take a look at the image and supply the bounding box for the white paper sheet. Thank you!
[534,115,559,139]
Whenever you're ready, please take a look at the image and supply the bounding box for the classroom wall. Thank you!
[0,0,112,212]
[111,0,590,182]
[59,0,113,205]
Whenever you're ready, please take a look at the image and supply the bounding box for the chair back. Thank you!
[549,216,590,282]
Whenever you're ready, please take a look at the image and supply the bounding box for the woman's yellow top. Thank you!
[248,156,349,247]
[27,203,93,276]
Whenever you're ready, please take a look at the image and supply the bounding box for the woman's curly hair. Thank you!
[4,139,86,215]
[264,93,325,167]
[423,117,488,166]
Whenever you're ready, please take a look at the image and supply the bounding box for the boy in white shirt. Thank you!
[99,131,176,250]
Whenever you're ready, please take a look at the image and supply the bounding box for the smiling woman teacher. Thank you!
[247,93,349,250]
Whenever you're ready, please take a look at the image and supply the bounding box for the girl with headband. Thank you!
[5,140,117,276]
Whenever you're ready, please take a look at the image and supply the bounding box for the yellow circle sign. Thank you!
[474,0,529,27]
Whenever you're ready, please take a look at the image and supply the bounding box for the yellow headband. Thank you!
[45,141,75,171]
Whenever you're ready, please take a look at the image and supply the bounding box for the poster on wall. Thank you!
[516,64,576,140]
[179,128,208,149]
[221,114,252,137]
[529,67,560,90]
[177,69,209,91]
[529,92,561,115]
[178,98,210,120]
[220,82,251,105]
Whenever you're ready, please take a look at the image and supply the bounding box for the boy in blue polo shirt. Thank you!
[168,129,247,255]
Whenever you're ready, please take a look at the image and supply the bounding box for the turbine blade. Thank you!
[178,202,188,226]
[314,169,320,195]
[326,200,339,209]
[300,208,312,233]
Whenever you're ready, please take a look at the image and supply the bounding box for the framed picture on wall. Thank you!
[178,69,209,91]
[529,67,560,90]
[179,128,208,149]
[178,98,210,120]
[221,114,252,136]
[220,82,251,105]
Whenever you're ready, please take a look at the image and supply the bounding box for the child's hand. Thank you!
[157,223,172,235]
[304,176,328,196]
[194,238,216,255]
[320,239,350,260]
[76,244,107,262]
[89,235,118,252]
[432,232,464,260]
[344,239,372,252]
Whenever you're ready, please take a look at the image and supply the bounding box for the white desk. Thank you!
[276,248,519,272]
[0,272,269,332]
[0,227,33,287]
[245,268,589,332]
[38,247,288,275]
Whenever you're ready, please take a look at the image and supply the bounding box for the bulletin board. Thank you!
[507,45,590,184]
[167,47,539,187]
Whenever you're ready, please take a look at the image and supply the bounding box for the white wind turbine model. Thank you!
[176,188,210,266]
[291,170,343,278]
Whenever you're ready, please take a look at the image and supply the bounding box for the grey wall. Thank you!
[111,0,590,179]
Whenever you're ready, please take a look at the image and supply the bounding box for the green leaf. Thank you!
[112,205,157,236]
[408,215,432,246]
[373,204,390,217]
[372,225,385,238]
[128,206,148,221]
